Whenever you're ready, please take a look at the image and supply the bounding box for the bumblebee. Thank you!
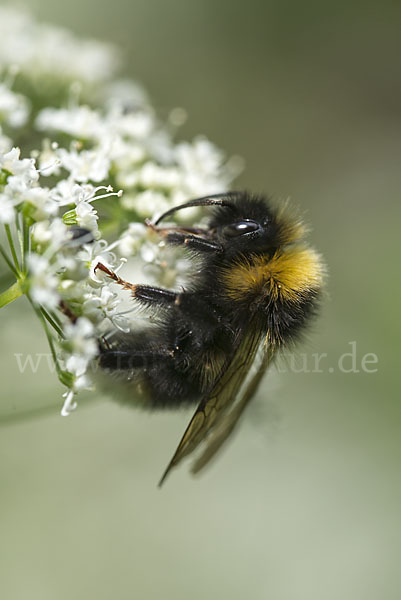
[96,191,324,485]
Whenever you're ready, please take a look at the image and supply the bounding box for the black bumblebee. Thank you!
[96,191,324,485]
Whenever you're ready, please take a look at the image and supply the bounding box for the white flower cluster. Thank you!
[0,8,241,417]
[0,143,128,412]
[0,82,30,128]
[0,7,119,87]
[36,103,242,220]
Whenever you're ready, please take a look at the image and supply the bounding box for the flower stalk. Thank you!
[0,279,23,308]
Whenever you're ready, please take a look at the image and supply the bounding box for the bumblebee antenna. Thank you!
[153,192,240,225]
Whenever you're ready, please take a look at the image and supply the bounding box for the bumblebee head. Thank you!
[208,192,281,256]
[154,191,306,258]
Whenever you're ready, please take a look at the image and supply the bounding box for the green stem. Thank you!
[41,308,65,339]
[34,302,62,376]
[22,217,31,275]
[4,224,20,274]
[0,280,23,308]
[0,243,18,276]
[16,215,25,273]
[28,297,74,389]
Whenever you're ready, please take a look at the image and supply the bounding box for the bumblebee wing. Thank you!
[158,321,273,486]
[190,344,274,474]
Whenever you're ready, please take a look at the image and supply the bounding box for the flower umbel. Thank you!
[0,6,241,417]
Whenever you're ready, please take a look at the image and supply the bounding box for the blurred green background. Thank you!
[1,1,400,599]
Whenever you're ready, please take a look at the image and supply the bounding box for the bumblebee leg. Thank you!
[94,262,178,308]
[165,232,223,253]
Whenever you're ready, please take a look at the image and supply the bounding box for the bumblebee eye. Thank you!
[222,220,260,237]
